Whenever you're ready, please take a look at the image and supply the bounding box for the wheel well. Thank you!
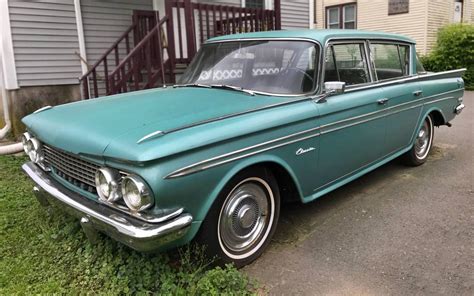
[429,110,445,127]
[241,162,301,204]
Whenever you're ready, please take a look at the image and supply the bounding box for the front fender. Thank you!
[195,153,303,224]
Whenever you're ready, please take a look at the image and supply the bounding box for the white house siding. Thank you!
[80,0,153,69]
[281,0,310,29]
[80,0,153,96]
[8,0,82,87]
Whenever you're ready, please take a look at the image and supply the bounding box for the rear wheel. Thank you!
[196,167,280,267]
[403,115,434,166]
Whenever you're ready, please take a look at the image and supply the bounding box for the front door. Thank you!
[314,41,387,192]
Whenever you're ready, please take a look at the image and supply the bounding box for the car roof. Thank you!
[207,29,416,45]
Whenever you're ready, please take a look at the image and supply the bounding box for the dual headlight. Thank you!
[95,167,154,212]
[22,132,44,164]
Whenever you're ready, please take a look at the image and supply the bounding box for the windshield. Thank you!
[178,40,320,95]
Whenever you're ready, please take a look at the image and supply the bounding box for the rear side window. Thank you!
[324,43,370,86]
[415,53,426,74]
[370,43,410,80]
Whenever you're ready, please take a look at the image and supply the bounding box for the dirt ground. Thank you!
[245,92,473,295]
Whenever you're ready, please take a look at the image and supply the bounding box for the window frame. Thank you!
[367,40,413,82]
[325,3,357,29]
[322,40,374,88]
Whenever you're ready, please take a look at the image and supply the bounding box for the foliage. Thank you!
[420,23,474,89]
[0,155,255,295]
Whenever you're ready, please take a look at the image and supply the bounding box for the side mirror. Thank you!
[324,81,346,95]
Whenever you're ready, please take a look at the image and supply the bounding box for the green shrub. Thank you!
[0,155,256,295]
[420,23,474,89]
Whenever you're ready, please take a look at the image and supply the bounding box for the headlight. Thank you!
[95,167,122,202]
[24,138,44,163]
[121,175,154,212]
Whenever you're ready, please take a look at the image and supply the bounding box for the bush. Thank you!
[420,23,474,89]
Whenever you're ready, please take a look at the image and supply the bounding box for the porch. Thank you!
[80,0,282,99]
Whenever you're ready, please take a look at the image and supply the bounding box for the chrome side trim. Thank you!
[165,91,461,179]
[137,130,164,144]
[345,69,466,93]
[165,127,321,179]
[33,105,52,114]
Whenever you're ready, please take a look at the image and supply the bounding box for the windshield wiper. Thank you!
[173,83,212,89]
[173,83,255,96]
[209,84,255,96]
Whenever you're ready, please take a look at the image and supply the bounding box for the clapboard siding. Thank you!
[81,0,152,96]
[281,0,309,29]
[81,0,152,66]
[8,0,82,86]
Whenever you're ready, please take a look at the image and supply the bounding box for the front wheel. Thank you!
[403,115,434,166]
[195,167,280,267]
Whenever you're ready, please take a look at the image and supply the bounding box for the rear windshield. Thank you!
[179,40,320,95]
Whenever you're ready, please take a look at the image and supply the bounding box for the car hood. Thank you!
[23,87,290,159]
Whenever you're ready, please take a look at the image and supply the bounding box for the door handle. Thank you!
[377,98,389,105]
[413,90,423,97]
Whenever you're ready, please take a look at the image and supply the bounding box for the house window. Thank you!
[326,4,357,29]
[245,0,264,9]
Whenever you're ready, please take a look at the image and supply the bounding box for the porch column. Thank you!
[274,0,281,30]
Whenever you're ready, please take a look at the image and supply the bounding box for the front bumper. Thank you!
[455,103,465,115]
[22,162,193,252]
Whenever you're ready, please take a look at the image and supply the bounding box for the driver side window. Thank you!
[324,43,370,86]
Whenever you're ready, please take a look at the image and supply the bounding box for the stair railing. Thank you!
[79,25,137,99]
[108,15,173,96]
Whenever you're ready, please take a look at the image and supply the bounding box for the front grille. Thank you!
[43,145,99,193]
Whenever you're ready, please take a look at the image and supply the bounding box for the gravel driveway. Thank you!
[245,92,473,295]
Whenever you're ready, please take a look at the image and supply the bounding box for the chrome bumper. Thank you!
[22,162,193,252]
[455,103,465,115]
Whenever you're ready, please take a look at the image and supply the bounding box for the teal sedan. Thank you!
[21,30,465,267]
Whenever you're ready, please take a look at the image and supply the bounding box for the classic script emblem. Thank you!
[296,147,316,156]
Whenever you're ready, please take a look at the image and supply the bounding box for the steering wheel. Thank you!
[284,68,314,82]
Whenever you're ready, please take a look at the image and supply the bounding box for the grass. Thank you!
[0,155,255,295]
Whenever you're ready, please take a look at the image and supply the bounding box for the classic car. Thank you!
[21,30,465,267]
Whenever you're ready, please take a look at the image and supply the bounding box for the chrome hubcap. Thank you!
[415,119,431,159]
[219,180,270,254]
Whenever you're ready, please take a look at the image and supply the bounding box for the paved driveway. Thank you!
[245,92,473,295]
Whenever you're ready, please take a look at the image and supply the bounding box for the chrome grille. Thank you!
[43,145,99,192]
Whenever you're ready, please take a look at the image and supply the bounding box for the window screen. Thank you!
[246,0,264,9]
[327,7,340,29]
[370,43,409,80]
[324,43,370,86]
[343,5,356,29]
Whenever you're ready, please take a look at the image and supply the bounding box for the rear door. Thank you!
[314,41,387,192]
[369,42,423,153]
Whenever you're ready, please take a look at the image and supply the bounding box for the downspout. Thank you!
[0,49,12,140]
[0,84,22,154]
[0,0,22,154]
[0,66,23,154]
